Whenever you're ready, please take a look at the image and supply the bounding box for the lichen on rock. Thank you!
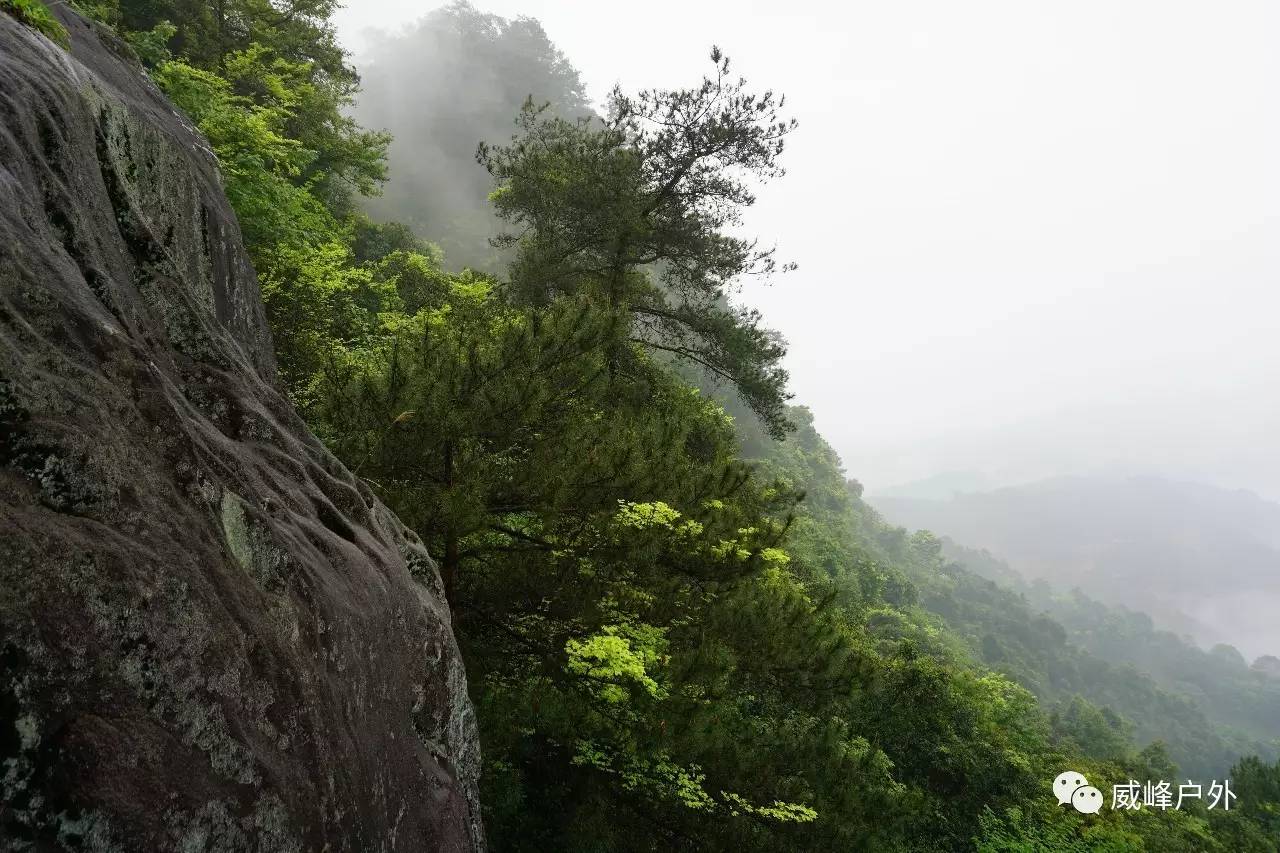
[0,8,484,851]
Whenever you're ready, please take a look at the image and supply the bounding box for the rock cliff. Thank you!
[0,8,483,850]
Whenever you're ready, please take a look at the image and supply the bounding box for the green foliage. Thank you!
[66,0,121,25]
[154,59,331,247]
[2,0,69,47]
[71,0,378,198]
[478,49,797,437]
[82,0,1280,847]
[936,541,1280,778]
[1221,755,1280,840]
[1028,584,1280,761]
[88,0,393,391]
[122,19,174,65]
[1051,696,1134,762]
[740,407,1280,851]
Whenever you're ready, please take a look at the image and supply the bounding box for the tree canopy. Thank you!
[68,2,1280,849]
[480,50,796,435]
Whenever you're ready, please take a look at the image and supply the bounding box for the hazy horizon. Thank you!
[334,0,1280,499]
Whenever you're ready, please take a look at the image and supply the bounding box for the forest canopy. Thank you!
[49,1,1280,850]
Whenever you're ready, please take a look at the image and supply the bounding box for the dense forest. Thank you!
[10,0,1280,849]
[936,540,1280,779]
[876,475,1280,659]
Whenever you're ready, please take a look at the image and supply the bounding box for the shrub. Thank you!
[2,0,70,48]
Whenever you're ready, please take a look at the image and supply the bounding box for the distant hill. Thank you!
[873,475,1280,660]
[873,470,993,500]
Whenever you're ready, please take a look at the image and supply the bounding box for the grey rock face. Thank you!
[0,9,483,851]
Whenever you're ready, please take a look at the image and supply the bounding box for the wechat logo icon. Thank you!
[1055,770,1103,814]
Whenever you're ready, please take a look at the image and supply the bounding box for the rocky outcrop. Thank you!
[0,9,483,851]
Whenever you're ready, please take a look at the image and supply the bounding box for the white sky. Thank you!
[334,0,1280,497]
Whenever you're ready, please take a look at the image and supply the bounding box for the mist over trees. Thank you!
[876,475,1280,661]
[352,1,593,269]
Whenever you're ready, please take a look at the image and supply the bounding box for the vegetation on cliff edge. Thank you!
[63,2,1280,849]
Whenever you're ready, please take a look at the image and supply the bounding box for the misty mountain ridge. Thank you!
[872,470,994,500]
[874,474,1280,661]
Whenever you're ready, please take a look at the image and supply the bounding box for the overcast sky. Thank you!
[334,0,1280,498]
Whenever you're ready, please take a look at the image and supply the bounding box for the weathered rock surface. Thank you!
[0,9,483,851]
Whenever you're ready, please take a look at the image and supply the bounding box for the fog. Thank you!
[334,0,1279,499]
[346,4,591,269]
